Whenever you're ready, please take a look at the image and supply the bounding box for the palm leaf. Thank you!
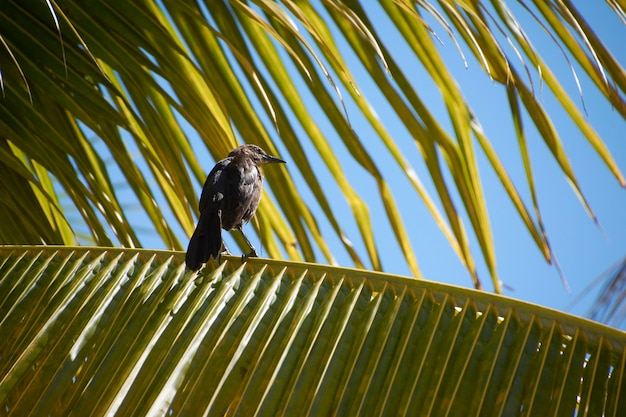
[572,256,626,329]
[0,1,624,291]
[1,246,624,415]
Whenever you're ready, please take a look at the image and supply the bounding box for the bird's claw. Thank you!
[217,248,231,264]
[241,249,258,262]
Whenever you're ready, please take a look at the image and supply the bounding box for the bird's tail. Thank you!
[185,210,222,271]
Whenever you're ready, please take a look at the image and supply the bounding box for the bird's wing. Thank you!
[198,158,231,213]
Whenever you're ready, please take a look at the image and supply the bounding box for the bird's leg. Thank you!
[237,226,258,260]
[217,242,231,263]
[220,241,232,256]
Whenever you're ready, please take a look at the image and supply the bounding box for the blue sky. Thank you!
[126,2,625,324]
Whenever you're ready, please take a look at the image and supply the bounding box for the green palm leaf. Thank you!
[1,246,624,415]
[1,1,624,291]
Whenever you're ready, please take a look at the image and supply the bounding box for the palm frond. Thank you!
[0,1,624,291]
[572,256,626,329]
[1,246,625,415]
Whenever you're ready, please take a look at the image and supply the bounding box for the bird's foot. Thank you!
[217,248,231,264]
[241,249,258,262]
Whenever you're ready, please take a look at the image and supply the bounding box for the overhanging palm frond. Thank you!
[0,1,624,289]
[573,256,626,329]
[0,246,624,415]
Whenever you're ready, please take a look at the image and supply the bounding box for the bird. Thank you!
[185,144,286,271]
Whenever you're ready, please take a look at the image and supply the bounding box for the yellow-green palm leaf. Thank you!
[0,1,624,291]
[1,246,624,415]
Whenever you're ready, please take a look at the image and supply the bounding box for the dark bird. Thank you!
[185,144,286,271]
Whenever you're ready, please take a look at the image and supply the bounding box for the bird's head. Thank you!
[230,144,286,165]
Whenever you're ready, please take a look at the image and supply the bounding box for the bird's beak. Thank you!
[263,154,286,164]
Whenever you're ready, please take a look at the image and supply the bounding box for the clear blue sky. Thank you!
[137,2,625,324]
